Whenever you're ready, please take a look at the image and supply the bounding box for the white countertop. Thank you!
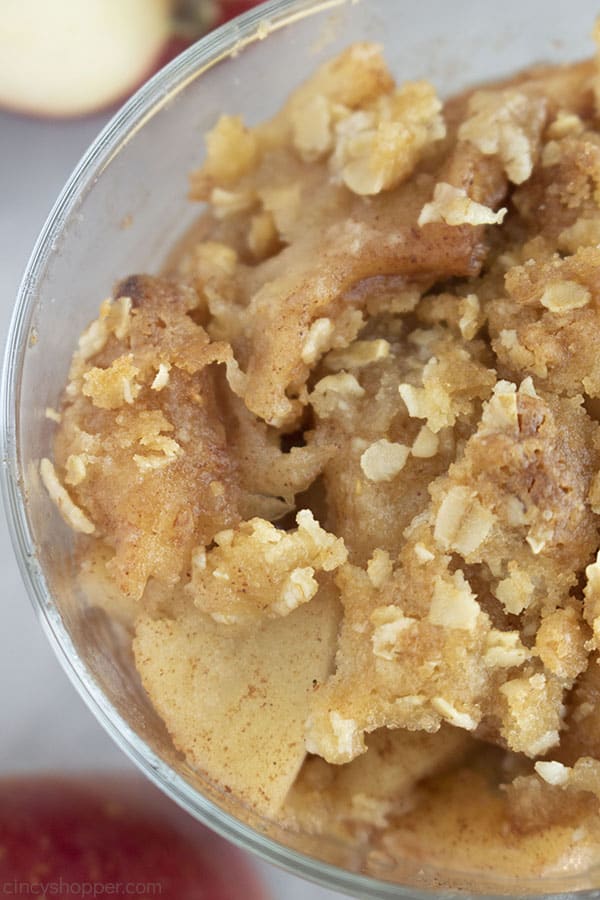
[0,107,346,900]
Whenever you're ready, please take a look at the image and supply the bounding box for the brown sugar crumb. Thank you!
[43,26,600,888]
[187,511,346,623]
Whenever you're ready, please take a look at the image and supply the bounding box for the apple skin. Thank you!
[0,775,267,900]
[215,1,263,26]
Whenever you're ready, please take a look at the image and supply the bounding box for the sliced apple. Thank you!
[0,0,172,118]
[134,586,341,816]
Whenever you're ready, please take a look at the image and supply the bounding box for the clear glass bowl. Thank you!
[3,0,600,896]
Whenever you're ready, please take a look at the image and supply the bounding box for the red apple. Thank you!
[0,775,267,900]
[0,0,263,119]
[0,0,173,118]
[214,1,263,26]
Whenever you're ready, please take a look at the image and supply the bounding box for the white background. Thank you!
[0,107,345,900]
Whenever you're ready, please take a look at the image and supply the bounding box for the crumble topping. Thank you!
[41,30,600,885]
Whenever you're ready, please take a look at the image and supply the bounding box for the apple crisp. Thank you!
[43,30,600,885]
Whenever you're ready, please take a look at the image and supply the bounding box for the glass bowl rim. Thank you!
[1,1,598,897]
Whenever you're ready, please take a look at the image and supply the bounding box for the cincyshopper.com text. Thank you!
[2,881,163,896]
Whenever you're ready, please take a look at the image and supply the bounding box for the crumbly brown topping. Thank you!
[42,30,600,885]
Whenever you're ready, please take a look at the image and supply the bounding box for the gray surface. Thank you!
[0,107,343,900]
